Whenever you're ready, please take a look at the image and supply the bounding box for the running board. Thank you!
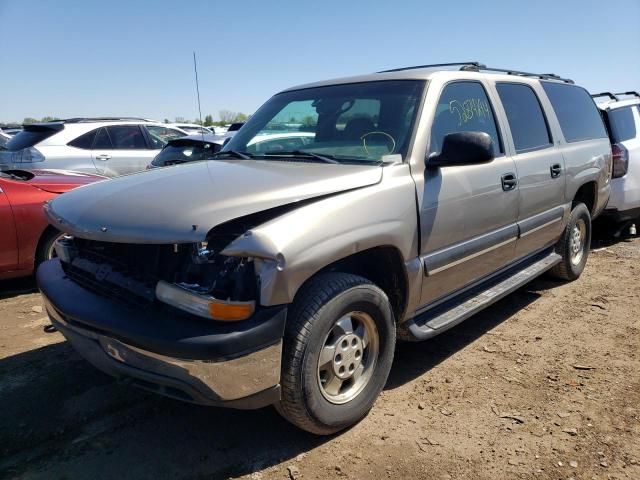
[403,251,561,341]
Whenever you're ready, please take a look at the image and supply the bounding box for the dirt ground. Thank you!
[0,229,638,480]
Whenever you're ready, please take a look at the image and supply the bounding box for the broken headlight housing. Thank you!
[155,241,257,322]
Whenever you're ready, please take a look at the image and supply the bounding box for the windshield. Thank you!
[223,80,424,163]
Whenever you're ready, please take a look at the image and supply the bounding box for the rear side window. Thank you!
[106,126,147,149]
[6,125,62,151]
[606,106,637,143]
[93,128,113,149]
[542,82,607,142]
[429,81,503,155]
[68,129,98,149]
[496,83,551,153]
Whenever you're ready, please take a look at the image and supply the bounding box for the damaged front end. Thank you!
[54,233,258,321]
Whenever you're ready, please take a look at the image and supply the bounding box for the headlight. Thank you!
[155,280,255,321]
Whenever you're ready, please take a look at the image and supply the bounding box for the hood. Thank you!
[46,159,382,243]
[10,169,103,193]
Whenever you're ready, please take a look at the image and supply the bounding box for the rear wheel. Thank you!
[550,203,591,281]
[277,273,395,435]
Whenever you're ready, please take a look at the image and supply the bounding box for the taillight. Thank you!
[7,147,45,163]
[612,143,629,178]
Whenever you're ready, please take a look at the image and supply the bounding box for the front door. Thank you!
[414,80,520,307]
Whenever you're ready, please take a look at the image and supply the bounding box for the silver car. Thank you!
[38,62,611,434]
[0,118,187,177]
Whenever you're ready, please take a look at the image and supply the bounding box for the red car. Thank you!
[0,169,104,280]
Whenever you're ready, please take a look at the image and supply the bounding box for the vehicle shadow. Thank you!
[386,285,541,389]
[0,276,37,300]
[0,281,547,480]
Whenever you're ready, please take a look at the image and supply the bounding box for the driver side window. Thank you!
[429,82,502,156]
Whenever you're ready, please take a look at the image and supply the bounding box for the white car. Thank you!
[0,118,187,177]
[593,91,640,233]
[167,123,215,135]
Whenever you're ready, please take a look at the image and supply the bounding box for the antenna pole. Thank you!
[193,51,205,141]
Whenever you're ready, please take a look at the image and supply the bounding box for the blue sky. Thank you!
[1,0,638,123]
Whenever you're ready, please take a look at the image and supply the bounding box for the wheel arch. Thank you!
[294,245,410,324]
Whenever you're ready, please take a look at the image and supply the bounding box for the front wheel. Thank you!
[549,202,592,281]
[276,273,395,435]
[35,229,62,267]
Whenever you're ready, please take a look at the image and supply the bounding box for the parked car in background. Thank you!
[245,131,315,153]
[212,122,245,141]
[1,127,23,136]
[0,131,10,148]
[148,133,223,168]
[167,123,215,135]
[0,169,103,280]
[38,62,611,435]
[0,118,187,177]
[592,91,640,234]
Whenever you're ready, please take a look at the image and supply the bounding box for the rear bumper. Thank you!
[37,259,286,409]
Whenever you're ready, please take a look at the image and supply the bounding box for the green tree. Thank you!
[204,114,214,126]
[163,118,170,124]
[23,117,38,125]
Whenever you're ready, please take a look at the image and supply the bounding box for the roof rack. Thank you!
[614,91,640,99]
[60,117,156,123]
[378,62,574,84]
[591,92,619,101]
[378,62,486,73]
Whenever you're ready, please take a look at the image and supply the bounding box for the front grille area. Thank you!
[62,239,190,307]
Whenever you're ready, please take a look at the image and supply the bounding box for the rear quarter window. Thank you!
[541,82,608,143]
[606,106,637,143]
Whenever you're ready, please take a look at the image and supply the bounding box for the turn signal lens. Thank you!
[208,302,255,321]
[155,280,255,321]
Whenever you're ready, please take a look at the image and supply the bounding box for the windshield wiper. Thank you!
[262,150,340,164]
[210,150,253,160]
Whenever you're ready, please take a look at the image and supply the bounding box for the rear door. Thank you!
[415,80,520,306]
[91,125,153,176]
[0,181,18,272]
[494,82,566,257]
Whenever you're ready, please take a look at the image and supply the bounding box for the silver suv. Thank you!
[0,118,187,177]
[38,63,611,434]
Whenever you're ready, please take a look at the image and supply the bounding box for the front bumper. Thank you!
[37,259,286,409]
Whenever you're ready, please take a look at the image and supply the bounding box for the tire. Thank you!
[549,202,591,281]
[35,229,62,267]
[276,273,396,435]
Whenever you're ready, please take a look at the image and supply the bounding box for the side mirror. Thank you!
[427,131,494,168]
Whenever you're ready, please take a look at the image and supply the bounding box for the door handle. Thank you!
[501,173,518,191]
[95,154,111,161]
[550,163,562,178]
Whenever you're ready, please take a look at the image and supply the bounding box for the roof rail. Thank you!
[378,62,486,73]
[591,92,619,101]
[614,91,640,99]
[477,67,574,84]
[60,117,156,123]
[378,62,574,83]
